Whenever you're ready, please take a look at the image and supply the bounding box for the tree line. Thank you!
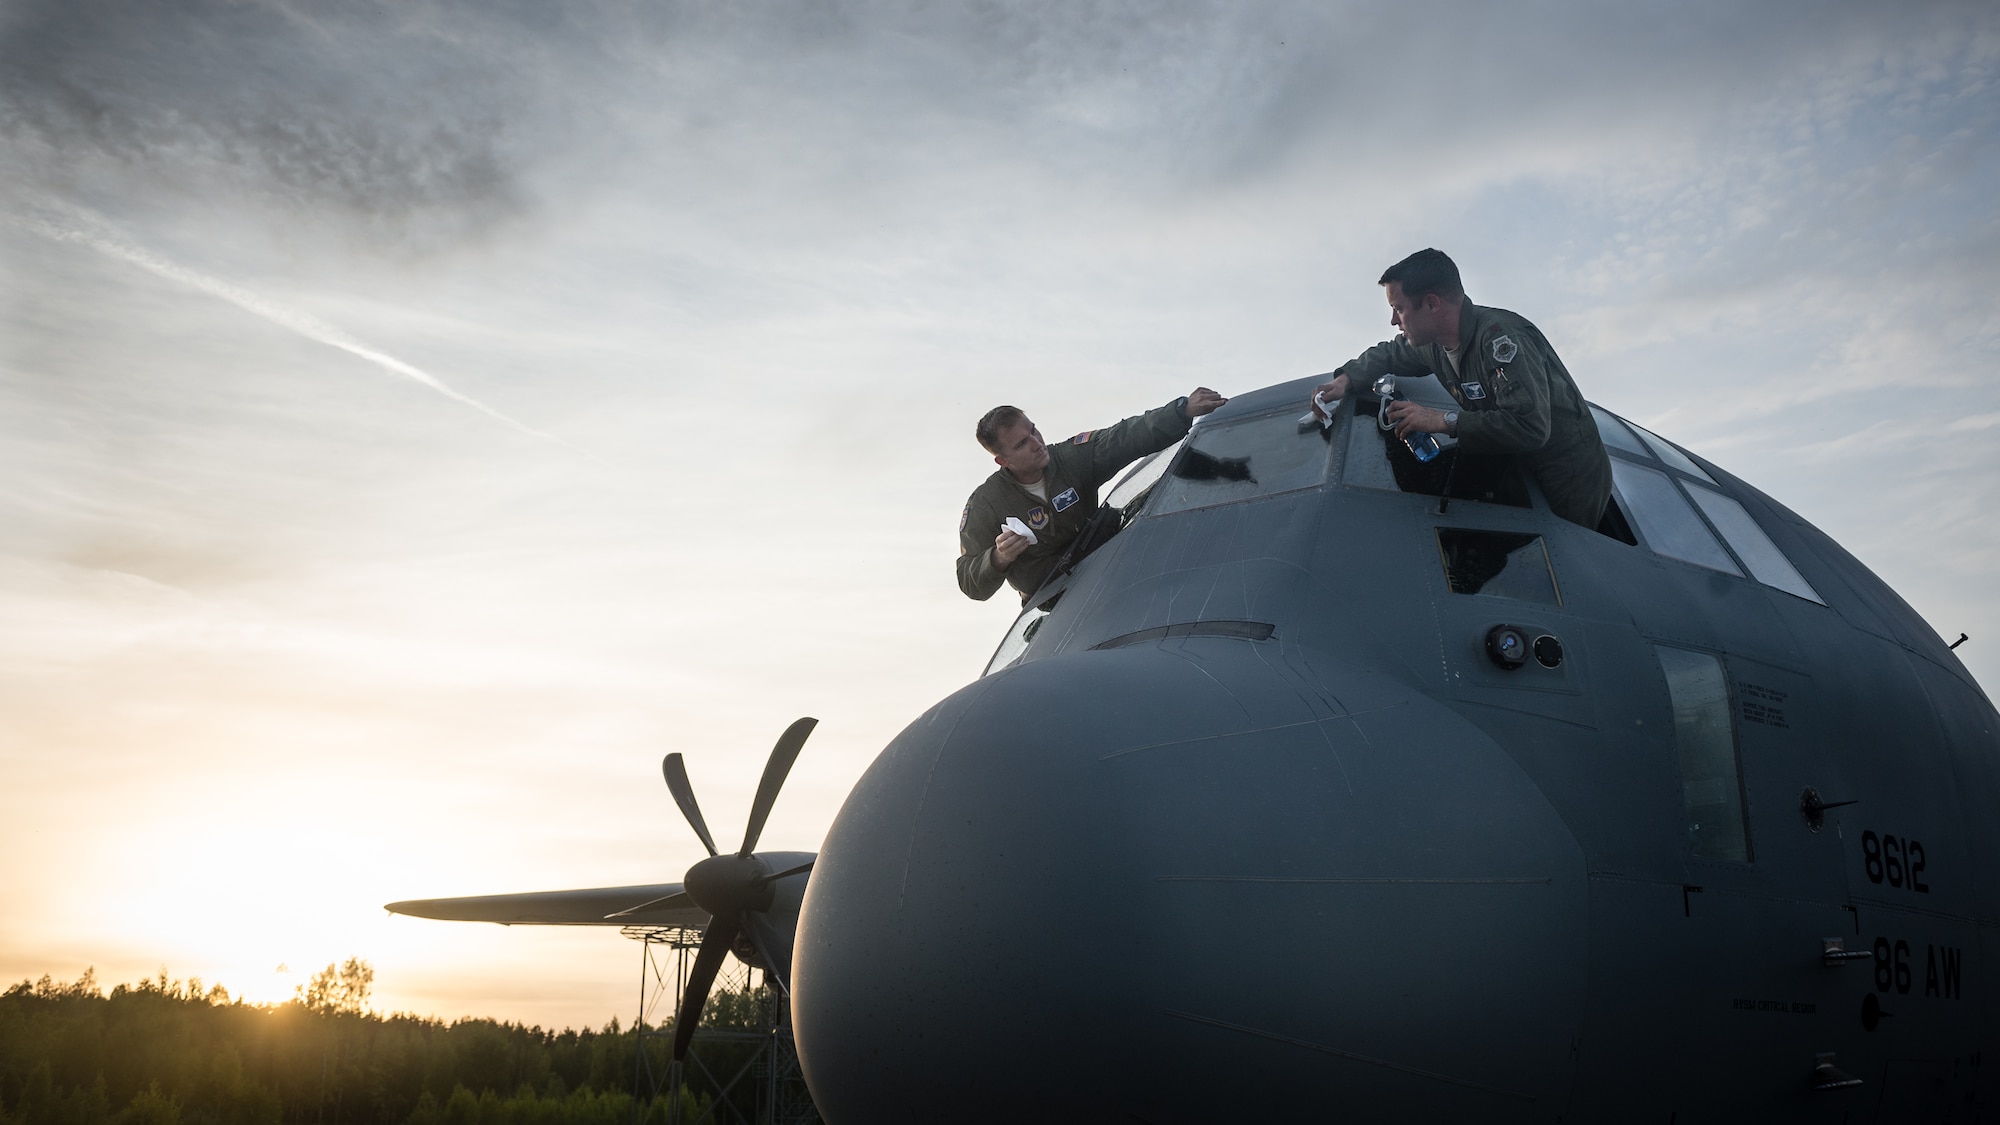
[0,965,790,1125]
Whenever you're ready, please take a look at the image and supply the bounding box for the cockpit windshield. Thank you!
[1142,409,1336,517]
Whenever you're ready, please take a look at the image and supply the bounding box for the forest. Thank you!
[0,964,792,1125]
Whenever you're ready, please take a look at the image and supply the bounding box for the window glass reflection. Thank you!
[1105,441,1182,512]
[1610,460,1741,575]
[1684,485,1826,605]
[1435,530,1561,605]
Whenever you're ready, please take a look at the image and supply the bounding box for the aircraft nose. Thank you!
[792,644,1587,1124]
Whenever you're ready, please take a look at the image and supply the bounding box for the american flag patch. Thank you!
[1072,430,1093,444]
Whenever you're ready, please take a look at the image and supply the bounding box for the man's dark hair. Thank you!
[1379,248,1464,304]
[976,405,1026,454]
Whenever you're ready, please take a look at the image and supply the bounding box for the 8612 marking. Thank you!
[1860,829,1929,893]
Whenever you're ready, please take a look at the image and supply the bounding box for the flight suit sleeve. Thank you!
[956,489,1009,601]
[1335,337,1435,392]
[1453,329,1554,455]
[1070,398,1195,488]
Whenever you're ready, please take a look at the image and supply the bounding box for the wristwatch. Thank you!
[1443,410,1460,437]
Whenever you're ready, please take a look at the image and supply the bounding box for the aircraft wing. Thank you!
[384,883,709,928]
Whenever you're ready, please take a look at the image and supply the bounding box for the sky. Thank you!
[2,0,1996,1031]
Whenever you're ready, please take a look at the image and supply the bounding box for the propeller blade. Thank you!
[751,859,815,887]
[739,717,817,857]
[672,914,741,1062]
[741,912,792,1000]
[662,753,720,858]
[603,890,695,920]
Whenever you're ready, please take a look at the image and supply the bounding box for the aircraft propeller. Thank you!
[613,716,819,1064]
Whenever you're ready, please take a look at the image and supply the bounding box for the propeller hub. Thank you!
[683,853,775,918]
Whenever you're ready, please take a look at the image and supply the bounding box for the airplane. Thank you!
[385,718,821,1066]
[392,371,1998,1124]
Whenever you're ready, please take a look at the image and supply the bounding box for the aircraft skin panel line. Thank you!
[1093,715,1325,760]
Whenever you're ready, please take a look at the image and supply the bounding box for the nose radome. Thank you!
[792,643,1587,1124]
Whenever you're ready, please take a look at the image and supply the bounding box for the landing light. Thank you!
[1486,625,1529,670]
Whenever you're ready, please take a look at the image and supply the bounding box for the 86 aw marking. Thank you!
[1870,936,1964,1000]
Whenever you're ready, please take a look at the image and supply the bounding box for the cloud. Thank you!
[15,202,568,440]
[0,0,537,247]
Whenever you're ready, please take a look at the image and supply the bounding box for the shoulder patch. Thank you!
[1072,430,1093,444]
[959,502,970,532]
[1491,335,1518,364]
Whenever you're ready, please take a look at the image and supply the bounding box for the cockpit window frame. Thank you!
[1682,483,1826,605]
[1102,440,1184,521]
[1610,459,1743,576]
[1596,405,1828,609]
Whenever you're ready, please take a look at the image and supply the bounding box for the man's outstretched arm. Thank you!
[1312,339,1431,414]
[1076,388,1226,485]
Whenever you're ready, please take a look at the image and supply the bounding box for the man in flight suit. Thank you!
[1312,249,1611,529]
[958,388,1228,604]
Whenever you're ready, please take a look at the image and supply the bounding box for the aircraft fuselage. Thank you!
[792,375,1997,1123]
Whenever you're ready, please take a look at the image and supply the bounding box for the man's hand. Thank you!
[1310,374,1350,418]
[1384,399,1448,439]
[993,528,1031,570]
[1182,387,1228,418]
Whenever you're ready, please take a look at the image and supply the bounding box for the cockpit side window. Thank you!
[1610,460,1742,575]
[1590,405,1651,459]
[1595,405,1827,606]
[1591,405,1719,485]
[1684,484,1826,605]
[1435,529,1561,604]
